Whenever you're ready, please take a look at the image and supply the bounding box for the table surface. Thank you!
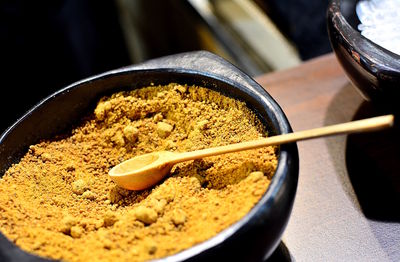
[255,54,400,262]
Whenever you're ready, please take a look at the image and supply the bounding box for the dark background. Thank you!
[0,0,331,133]
[0,1,130,132]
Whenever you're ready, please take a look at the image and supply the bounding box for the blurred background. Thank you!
[0,0,331,133]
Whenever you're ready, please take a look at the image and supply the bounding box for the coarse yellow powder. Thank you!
[0,83,278,261]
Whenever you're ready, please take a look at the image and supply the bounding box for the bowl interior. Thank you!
[340,0,360,30]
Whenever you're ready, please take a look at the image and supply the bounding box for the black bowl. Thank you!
[0,51,298,261]
[327,0,400,105]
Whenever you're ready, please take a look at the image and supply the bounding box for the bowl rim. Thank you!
[328,0,400,75]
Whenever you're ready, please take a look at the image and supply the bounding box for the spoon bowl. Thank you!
[109,151,177,190]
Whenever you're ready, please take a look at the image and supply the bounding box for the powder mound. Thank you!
[157,122,174,138]
[0,83,278,262]
[135,206,158,225]
[171,209,187,226]
[103,211,118,227]
[72,179,89,195]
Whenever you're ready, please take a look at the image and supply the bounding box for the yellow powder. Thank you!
[0,83,278,261]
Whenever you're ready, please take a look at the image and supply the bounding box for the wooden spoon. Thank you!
[109,115,394,190]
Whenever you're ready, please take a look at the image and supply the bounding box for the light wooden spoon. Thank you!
[109,115,394,190]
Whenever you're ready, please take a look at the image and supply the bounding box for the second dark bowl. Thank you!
[327,0,400,106]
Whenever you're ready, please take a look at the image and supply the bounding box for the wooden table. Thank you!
[256,54,400,261]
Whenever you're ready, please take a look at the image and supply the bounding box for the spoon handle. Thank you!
[170,115,394,164]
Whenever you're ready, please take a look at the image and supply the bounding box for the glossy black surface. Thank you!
[0,51,299,261]
[327,0,400,105]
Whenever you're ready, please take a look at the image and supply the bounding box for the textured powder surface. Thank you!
[0,84,278,261]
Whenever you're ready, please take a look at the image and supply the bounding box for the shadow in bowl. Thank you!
[346,102,400,222]
[338,0,360,29]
